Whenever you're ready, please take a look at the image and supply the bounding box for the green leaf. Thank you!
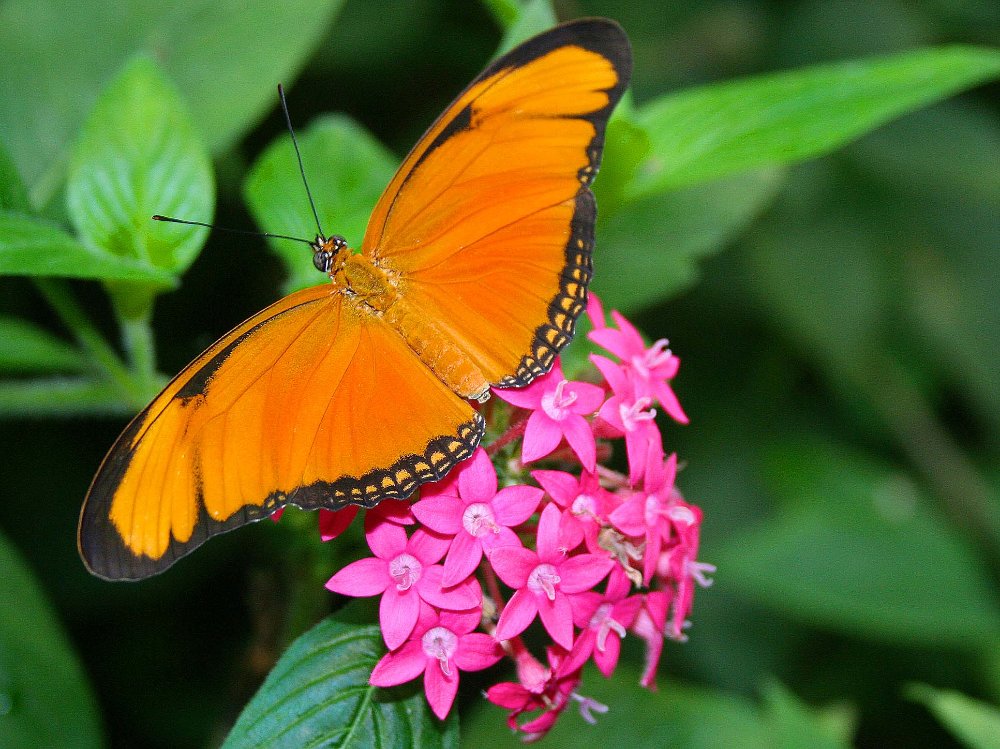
[493,0,557,55]
[463,664,847,749]
[631,45,1000,197]
[0,529,103,749]
[593,167,785,312]
[67,56,214,276]
[243,115,398,294]
[759,680,854,749]
[0,212,175,283]
[907,684,1000,749]
[715,440,1000,648]
[0,0,345,207]
[0,140,29,212]
[223,617,457,749]
[0,317,87,373]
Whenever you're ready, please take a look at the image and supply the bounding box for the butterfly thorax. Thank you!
[335,252,400,312]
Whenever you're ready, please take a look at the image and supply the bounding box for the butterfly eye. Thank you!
[312,248,333,273]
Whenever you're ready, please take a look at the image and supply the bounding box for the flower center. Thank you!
[571,493,597,518]
[462,502,499,537]
[630,338,672,379]
[388,552,422,591]
[619,397,656,432]
[540,379,577,421]
[421,625,459,677]
[527,563,561,600]
[588,602,627,651]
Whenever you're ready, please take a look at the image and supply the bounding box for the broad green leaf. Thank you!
[0,140,29,212]
[0,212,175,283]
[630,45,1000,197]
[908,684,1000,749]
[0,0,345,207]
[244,115,397,293]
[594,167,785,312]
[67,56,213,276]
[715,440,1000,648]
[0,529,103,749]
[0,317,86,373]
[223,618,457,749]
[463,665,846,749]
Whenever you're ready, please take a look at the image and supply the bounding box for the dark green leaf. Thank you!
[0,212,175,283]
[223,617,457,749]
[0,317,87,374]
[0,529,103,749]
[243,115,398,293]
[0,0,345,207]
[907,684,1000,749]
[715,440,1000,648]
[0,140,29,212]
[594,167,784,312]
[759,680,854,748]
[66,56,214,276]
[631,46,1000,197]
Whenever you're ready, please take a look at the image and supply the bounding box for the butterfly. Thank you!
[78,18,632,581]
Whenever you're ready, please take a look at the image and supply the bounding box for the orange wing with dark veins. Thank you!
[79,285,481,580]
[362,19,631,388]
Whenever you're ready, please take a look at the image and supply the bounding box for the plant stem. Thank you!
[34,278,138,399]
[120,311,158,397]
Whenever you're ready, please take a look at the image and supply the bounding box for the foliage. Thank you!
[0,0,997,747]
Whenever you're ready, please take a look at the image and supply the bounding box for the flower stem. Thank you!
[486,414,528,456]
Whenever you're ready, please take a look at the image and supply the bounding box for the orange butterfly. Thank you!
[79,19,632,580]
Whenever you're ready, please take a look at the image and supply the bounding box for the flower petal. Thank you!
[495,588,538,642]
[559,554,614,593]
[411,496,463,534]
[365,519,408,560]
[381,587,419,650]
[423,657,460,720]
[458,448,497,501]
[369,641,426,686]
[567,381,605,415]
[419,565,480,610]
[454,633,503,671]
[492,485,543,526]
[534,503,563,562]
[560,414,597,472]
[485,681,531,710]
[318,507,358,542]
[408,527,450,565]
[593,631,621,677]
[441,530,483,587]
[530,469,579,507]
[489,546,538,588]
[325,557,388,597]
[520,409,562,464]
[537,593,574,650]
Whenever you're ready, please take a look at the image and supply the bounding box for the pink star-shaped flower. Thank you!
[531,469,619,555]
[654,503,715,640]
[493,361,605,471]
[325,524,480,649]
[609,441,680,585]
[486,645,606,740]
[370,604,502,720]
[591,354,661,485]
[491,503,613,649]
[588,297,688,425]
[413,448,542,586]
[631,590,671,689]
[564,567,643,677]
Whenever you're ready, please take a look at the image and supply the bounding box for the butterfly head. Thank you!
[311,234,349,275]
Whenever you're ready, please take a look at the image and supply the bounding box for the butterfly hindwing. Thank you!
[79,286,482,580]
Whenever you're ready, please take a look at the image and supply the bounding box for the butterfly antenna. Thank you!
[277,84,325,240]
[151,215,314,246]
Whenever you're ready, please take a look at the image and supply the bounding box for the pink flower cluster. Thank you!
[323,295,713,737]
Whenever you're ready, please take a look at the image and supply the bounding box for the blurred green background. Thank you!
[1,0,998,747]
